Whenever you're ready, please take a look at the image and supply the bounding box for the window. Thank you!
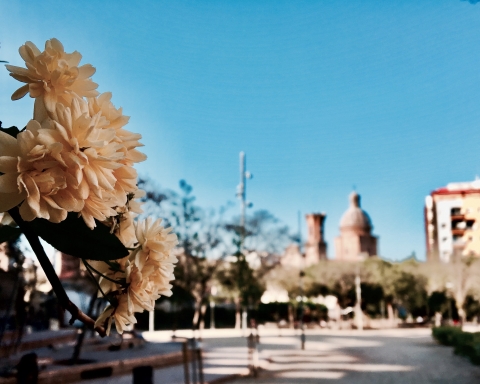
[451,207,462,216]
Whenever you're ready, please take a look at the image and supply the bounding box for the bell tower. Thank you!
[304,213,327,265]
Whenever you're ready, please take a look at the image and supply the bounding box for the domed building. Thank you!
[334,191,378,261]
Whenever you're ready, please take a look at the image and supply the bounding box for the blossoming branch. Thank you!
[0,38,177,335]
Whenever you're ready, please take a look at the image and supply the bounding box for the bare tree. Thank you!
[141,178,227,331]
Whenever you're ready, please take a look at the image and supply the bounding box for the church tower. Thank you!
[335,192,378,261]
[304,213,328,265]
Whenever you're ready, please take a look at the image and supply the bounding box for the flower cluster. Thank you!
[92,218,178,334]
[1,39,177,334]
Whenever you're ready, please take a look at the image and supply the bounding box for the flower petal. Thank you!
[0,191,25,212]
[0,130,20,157]
[11,84,31,101]
[0,173,20,193]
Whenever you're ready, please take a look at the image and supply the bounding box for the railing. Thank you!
[180,337,204,384]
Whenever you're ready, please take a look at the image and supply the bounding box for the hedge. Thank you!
[432,326,480,365]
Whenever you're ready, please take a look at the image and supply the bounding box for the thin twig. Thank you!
[82,259,112,304]
[8,207,106,337]
[83,259,122,284]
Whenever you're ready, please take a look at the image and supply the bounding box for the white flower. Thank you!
[92,217,178,334]
[132,217,178,270]
[94,295,137,335]
[6,39,98,112]
[0,120,84,222]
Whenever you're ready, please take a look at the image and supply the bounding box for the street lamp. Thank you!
[355,253,367,331]
[236,151,253,332]
[297,210,306,349]
[299,271,306,350]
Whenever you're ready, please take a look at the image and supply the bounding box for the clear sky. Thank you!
[2,1,480,261]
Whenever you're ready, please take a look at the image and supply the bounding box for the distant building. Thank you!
[334,191,378,261]
[425,179,480,262]
[304,213,328,265]
[281,213,327,268]
[280,243,304,268]
[280,191,378,266]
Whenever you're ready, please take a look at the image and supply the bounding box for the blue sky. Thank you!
[2,1,480,260]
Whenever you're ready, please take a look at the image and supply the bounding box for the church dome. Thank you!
[339,191,373,232]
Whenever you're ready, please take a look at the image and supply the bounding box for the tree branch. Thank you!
[9,207,106,337]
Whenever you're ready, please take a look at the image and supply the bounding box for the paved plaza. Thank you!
[80,328,480,383]
[229,328,480,384]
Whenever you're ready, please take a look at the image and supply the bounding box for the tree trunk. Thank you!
[199,303,207,332]
[455,292,466,326]
[192,298,201,330]
[434,312,442,327]
[288,304,294,328]
[387,303,394,325]
[234,297,241,329]
[458,307,466,326]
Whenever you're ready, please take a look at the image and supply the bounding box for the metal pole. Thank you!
[149,309,154,332]
[239,151,246,251]
[182,341,190,384]
[298,210,305,350]
[190,338,198,384]
[197,342,205,384]
[299,270,305,350]
[355,272,363,331]
[237,151,252,331]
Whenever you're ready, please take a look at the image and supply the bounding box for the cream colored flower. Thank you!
[6,38,98,112]
[112,211,137,248]
[88,257,128,296]
[92,217,177,334]
[39,97,130,228]
[0,213,14,226]
[125,261,155,313]
[94,294,137,335]
[88,93,146,199]
[0,120,84,222]
[132,217,178,270]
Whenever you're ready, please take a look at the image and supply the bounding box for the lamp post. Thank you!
[298,211,305,349]
[355,275,363,331]
[237,151,253,252]
[236,151,252,331]
[299,271,306,350]
[355,253,367,331]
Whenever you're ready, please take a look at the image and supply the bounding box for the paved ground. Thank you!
[77,328,480,383]
[230,328,480,384]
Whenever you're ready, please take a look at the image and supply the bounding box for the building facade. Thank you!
[425,180,480,263]
[304,213,328,265]
[334,191,378,261]
[280,213,327,268]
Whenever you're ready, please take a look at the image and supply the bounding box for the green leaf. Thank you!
[0,225,22,243]
[30,213,129,261]
[0,126,21,138]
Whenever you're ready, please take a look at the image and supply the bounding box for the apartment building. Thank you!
[425,180,480,262]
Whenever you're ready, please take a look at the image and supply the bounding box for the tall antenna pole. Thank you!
[240,152,246,234]
[297,211,302,252]
[298,210,306,350]
[237,151,252,252]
